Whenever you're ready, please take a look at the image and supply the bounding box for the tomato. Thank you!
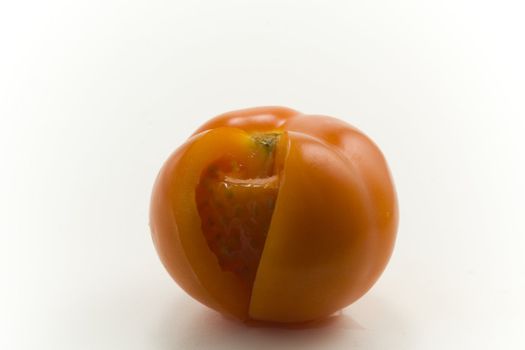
[150,106,398,323]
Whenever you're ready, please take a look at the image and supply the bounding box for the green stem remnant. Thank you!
[251,132,282,178]
[252,132,281,155]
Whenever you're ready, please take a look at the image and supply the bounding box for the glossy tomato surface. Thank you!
[150,107,398,323]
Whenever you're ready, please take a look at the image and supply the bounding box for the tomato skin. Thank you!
[150,107,398,323]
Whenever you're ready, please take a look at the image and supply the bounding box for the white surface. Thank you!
[1,1,525,349]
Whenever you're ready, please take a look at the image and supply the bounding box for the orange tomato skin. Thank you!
[150,107,398,323]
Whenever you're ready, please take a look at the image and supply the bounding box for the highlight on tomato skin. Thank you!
[150,106,398,324]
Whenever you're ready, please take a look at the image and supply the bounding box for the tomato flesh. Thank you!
[195,133,281,287]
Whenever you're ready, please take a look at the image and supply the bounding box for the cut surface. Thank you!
[195,132,282,288]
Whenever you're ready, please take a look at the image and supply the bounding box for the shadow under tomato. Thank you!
[156,295,408,350]
[238,311,364,330]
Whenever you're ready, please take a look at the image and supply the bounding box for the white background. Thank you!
[1,1,524,349]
